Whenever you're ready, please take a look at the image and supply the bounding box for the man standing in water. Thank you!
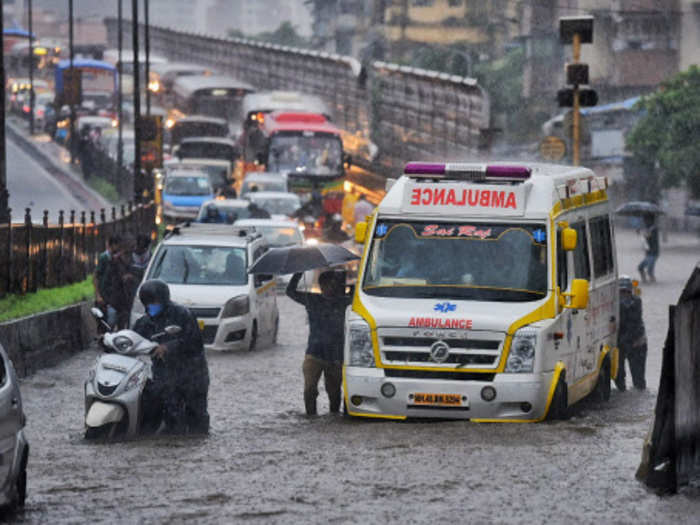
[286,270,353,415]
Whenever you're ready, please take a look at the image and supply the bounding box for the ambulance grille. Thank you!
[378,328,504,370]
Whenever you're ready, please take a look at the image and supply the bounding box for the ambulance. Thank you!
[345,162,619,421]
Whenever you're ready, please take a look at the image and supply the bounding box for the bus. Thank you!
[148,62,214,98]
[102,48,168,96]
[171,75,254,123]
[54,58,118,110]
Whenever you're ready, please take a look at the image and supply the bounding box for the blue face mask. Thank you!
[146,303,163,317]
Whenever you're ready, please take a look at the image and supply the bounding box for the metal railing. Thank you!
[0,202,156,297]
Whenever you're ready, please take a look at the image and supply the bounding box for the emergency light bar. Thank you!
[404,162,531,183]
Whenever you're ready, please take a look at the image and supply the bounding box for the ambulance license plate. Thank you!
[412,393,464,407]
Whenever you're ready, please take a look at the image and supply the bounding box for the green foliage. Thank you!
[627,66,700,198]
[0,276,94,322]
[473,47,525,121]
[86,177,120,203]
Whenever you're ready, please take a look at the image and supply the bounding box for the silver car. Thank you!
[0,344,28,510]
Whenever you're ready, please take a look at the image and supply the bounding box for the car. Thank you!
[195,198,252,223]
[162,170,216,222]
[239,171,287,197]
[164,158,234,196]
[130,223,279,352]
[245,191,301,219]
[0,344,28,510]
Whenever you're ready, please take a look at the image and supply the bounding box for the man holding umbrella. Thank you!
[286,270,353,415]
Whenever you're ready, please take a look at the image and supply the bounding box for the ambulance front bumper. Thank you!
[344,367,555,421]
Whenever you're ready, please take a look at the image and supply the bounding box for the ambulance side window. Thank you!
[572,222,590,280]
[590,216,614,277]
[557,238,568,291]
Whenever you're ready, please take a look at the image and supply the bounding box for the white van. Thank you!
[346,162,619,421]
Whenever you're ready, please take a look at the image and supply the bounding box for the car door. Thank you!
[0,347,21,486]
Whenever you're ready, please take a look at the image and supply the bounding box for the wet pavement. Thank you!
[11,228,700,524]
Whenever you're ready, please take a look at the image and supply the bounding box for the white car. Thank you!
[130,223,279,352]
[244,191,301,219]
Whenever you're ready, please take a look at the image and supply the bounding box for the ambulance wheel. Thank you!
[248,322,258,352]
[592,357,611,403]
[547,375,569,421]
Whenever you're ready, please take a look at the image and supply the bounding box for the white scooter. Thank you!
[84,308,181,440]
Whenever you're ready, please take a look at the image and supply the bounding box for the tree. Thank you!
[627,66,700,199]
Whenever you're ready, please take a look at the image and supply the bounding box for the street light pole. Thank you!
[117,0,123,176]
[0,5,9,222]
[68,0,76,164]
[572,32,581,166]
[145,0,151,116]
[132,0,142,202]
[28,0,34,135]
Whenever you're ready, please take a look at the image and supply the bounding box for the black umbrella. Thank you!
[615,201,665,216]
[248,244,360,275]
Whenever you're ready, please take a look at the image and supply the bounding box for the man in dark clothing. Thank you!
[322,213,350,244]
[286,270,353,415]
[94,235,123,329]
[638,214,659,282]
[132,279,210,433]
[615,275,647,391]
[248,202,271,219]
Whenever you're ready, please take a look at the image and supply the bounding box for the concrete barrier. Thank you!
[0,302,96,378]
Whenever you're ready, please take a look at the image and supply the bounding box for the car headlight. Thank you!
[222,295,250,317]
[505,328,537,373]
[113,335,133,353]
[348,319,375,367]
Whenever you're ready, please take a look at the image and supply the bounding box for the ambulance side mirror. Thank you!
[561,227,577,251]
[355,221,367,244]
[561,278,589,310]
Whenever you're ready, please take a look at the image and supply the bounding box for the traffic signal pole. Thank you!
[572,32,581,166]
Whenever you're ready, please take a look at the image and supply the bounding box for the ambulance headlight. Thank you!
[348,320,375,367]
[505,328,537,373]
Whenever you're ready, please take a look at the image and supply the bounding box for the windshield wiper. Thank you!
[182,256,190,284]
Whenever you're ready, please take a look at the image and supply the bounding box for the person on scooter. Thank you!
[132,279,210,434]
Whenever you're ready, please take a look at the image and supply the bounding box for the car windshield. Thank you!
[197,165,229,189]
[164,176,212,196]
[148,245,247,285]
[251,196,300,216]
[268,132,342,175]
[196,204,251,223]
[257,225,304,246]
[171,121,228,145]
[363,220,548,302]
[178,141,234,160]
[241,178,286,194]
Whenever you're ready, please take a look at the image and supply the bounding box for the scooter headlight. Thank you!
[113,335,133,353]
[505,328,537,373]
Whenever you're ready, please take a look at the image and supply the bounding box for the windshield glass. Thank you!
[148,245,247,285]
[268,132,342,175]
[251,196,300,216]
[171,121,228,145]
[164,175,212,196]
[178,142,234,160]
[241,178,286,194]
[363,220,548,302]
[257,225,304,246]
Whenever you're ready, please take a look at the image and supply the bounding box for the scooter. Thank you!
[84,308,181,440]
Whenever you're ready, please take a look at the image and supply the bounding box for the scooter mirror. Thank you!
[91,307,104,319]
[164,325,182,335]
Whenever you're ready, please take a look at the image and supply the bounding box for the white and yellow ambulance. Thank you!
[345,162,619,421]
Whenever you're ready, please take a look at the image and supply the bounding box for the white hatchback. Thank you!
[130,223,279,352]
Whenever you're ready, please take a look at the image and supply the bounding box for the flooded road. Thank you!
[12,229,700,523]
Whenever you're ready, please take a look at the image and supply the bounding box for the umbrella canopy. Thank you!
[615,201,665,216]
[248,244,360,275]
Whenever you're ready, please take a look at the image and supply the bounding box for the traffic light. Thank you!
[136,115,158,141]
[557,87,598,108]
[137,115,163,171]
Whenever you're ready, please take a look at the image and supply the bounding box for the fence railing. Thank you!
[104,19,490,177]
[0,202,156,298]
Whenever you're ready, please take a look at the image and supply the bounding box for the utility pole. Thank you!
[68,0,76,164]
[117,0,123,176]
[145,0,151,116]
[558,16,597,166]
[132,0,142,202]
[28,0,34,135]
[0,5,9,222]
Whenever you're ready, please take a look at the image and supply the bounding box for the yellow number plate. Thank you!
[413,393,463,406]
[198,320,205,331]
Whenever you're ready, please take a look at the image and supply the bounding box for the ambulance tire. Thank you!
[547,375,569,421]
[591,357,611,403]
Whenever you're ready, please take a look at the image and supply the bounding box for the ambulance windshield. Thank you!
[362,220,548,301]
